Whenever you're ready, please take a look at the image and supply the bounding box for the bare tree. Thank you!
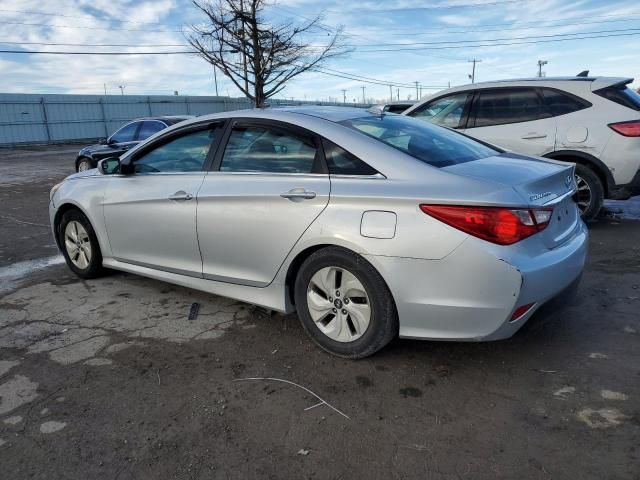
[188,0,348,107]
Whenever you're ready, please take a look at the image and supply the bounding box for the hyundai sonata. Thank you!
[49,107,587,358]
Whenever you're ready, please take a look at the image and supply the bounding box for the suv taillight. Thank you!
[420,205,553,245]
[609,120,640,137]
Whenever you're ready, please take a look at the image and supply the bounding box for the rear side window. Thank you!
[595,85,640,111]
[137,121,166,140]
[410,92,470,129]
[384,104,410,114]
[221,125,317,174]
[472,88,544,127]
[341,114,498,168]
[540,88,591,116]
[322,139,378,176]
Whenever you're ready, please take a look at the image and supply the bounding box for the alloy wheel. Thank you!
[306,266,371,343]
[64,221,92,269]
[78,160,91,172]
[574,174,592,213]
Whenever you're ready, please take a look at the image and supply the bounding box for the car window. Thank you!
[341,114,498,168]
[410,93,471,128]
[385,104,410,114]
[322,139,378,176]
[137,121,166,140]
[110,122,139,143]
[220,125,317,174]
[594,85,640,111]
[540,88,590,116]
[133,128,217,173]
[473,88,545,128]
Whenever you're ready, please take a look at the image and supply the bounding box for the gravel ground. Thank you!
[0,144,638,480]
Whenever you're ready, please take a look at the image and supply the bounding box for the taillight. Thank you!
[420,205,553,245]
[609,120,640,137]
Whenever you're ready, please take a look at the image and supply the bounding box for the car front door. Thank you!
[464,87,556,155]
[196,120,330,287]
[103,123,224,276]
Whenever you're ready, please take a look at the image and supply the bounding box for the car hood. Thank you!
[79,143,123,156]
[66,169,101,181]
[443,152,576,206]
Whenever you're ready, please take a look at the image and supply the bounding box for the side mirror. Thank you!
[99,138,108,145]
[98,157,121,175]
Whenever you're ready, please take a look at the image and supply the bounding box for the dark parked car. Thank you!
[75,116,192,171]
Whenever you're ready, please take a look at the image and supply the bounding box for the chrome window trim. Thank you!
[206,171,329,178]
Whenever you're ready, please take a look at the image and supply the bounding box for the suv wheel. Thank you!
[574,164,604,221]
[294,247,398,358]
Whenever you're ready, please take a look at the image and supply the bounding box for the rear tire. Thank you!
[58,209,105,279]
[294,246,398,359]
[574,164,604,221]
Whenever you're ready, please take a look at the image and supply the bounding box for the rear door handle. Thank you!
[521,133,547,139]
[280,189,316,200]
[168,190,193,201]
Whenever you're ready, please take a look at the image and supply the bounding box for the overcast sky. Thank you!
[1,0,638,101]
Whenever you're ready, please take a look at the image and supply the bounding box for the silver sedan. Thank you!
[49,107,588,358]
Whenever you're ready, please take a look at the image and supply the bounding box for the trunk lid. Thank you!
[444,153,579,248]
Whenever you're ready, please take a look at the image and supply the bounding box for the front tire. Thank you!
[77,157,93,172]
[294,247,398,359]
[58,209,105,279]
[574,164,604,221]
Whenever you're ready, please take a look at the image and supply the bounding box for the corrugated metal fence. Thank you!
[0,94,371,146]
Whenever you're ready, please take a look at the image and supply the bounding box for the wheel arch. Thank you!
[284,244,333,306]
[53,202,93,251]
[543,150,613,196]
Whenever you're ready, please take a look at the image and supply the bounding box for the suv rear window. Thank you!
[595,85,640,111]
[540,88,591,116]
[340,114,498,168]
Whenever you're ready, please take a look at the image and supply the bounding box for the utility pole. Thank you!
[537,60,548,78]
[341,89,347,104]
[213,65,219,96]
[118,85,126,95]
[361,86,366,104]
[389,84,393,102]
[103,83,107,96]
[468,59,481,83]
[397,88,400,101]
[414,81,420,100]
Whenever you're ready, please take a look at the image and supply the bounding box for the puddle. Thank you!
[0,255,64,294]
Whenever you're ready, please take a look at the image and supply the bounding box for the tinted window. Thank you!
[341,115,498,168]
[138,121,166,140]
[473,88,544,127]
[541,88,590,116]
[220,125,317,174]
[322,139,378,176]
[134,128,217,173]
[385,104,410,114]
[410,93,470,128]
[595,85,640,111]
[110,122,139,143]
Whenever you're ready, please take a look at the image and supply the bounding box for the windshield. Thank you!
[340,114,499,168]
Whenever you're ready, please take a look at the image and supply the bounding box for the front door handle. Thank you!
[280,188,317,200]
[168,190,193,201]
[521,133,547,140]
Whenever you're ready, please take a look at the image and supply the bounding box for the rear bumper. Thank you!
[610,167,640,200]
[365,221,588,341]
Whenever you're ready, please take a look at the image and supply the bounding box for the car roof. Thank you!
[131,115,194,124]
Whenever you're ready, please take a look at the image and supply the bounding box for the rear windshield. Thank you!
[340,114,498,167]
[595,85,640,111]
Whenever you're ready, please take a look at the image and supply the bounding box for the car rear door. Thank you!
[103,122,224,276]
[464,87,556,155]
[196,119,330,287]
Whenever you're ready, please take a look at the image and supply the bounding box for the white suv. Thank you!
[404,76,640,219]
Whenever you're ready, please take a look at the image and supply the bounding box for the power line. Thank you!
[0,20,183,33]
[0,8,183,26]
[0,41,186,47]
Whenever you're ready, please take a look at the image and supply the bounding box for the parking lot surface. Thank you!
[0,144,639,479]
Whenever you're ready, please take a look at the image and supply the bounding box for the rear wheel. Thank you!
[58,209,105,279]
[294,247,398,358]
[574,164,604,221]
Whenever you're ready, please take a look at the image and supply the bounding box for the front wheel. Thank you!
[574,164,604,221]
[294,247,398,359]
[58,209,105,279]
[77,157,93,172]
